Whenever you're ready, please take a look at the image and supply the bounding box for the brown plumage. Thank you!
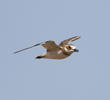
[14,36,80,59]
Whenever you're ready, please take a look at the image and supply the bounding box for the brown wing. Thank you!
[13,42,42,54]
[13,40,60,54]
[59,36,80,46]
[42,40,60,51]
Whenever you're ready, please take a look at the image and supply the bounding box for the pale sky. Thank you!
[0,0,110,100]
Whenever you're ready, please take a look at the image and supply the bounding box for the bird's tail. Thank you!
[35,55,45,59]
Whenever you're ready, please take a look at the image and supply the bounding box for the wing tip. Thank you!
[74,36,81,39]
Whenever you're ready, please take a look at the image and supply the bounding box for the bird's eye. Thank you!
[68,46,71,49]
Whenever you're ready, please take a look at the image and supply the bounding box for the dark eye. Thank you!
[68,46,71,49]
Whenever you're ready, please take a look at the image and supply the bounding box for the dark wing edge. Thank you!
[59,36,80,46]
[13,42,42,54]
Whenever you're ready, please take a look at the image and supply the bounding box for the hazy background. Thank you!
[0,0,110,100]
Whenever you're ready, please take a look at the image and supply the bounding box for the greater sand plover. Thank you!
[14,36,80,59]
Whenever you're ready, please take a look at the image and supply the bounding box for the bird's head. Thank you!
[64,44,79,53]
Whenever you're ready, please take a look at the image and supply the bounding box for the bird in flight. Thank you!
[14,36,80,59]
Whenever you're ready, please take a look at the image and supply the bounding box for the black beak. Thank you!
[74,49,79,52]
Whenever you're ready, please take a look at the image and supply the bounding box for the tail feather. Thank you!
[35,55,45,59]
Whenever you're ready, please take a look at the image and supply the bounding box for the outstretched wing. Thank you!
[42,40,60,51]
[13,42,42,54]
[14,40,60,54]
[59,36,80,46]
